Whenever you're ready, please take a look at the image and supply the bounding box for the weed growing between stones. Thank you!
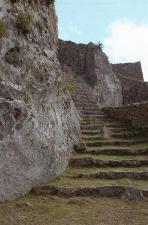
[16,11,32,33]
[97,41,104,49]
[0,20,6,38]
[64,80,75,91]
[20,42,29,53]
[36,19,46,32]
[46,0,55,5]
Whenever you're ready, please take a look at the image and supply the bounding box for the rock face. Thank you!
[112,62,148,104]
[112,62,144,81]
[0,0,80,201]
[58,40,122,106]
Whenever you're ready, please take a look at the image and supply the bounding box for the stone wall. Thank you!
[112,62,148,104]
[112,62,144,81]
[119,77,148,105]
[103,102,148,131]
[0,0,80,201]
[58,39,122,106]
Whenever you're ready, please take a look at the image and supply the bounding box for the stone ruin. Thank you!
[0,0,148,201]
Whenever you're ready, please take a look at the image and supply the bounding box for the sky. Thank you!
[56,0,148,81]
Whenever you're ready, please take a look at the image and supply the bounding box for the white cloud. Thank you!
[104,19,148,81]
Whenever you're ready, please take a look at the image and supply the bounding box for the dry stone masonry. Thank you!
[103,102,148,131]
[0,0,148,203]
[112,62,144,81]
[33,73,148,201]
[112,62,148,104]
[58,39,122,107]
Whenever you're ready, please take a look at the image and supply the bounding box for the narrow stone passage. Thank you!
[33,75,148,200]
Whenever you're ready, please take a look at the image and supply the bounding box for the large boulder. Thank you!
[0,0,80,201]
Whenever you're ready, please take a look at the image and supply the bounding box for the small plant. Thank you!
[20,42,29,53]
[17,11,32,33]
[46,0,55,5]
[0,20,6,38]
[10,0,20,3]
[64,80,75,91]
[97,41,104,49]
[36,19,46,32]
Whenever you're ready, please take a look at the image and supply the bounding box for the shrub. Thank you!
[11,0,55,5]
[64,80,75,91]
[46,0,55,5]
[10,0,20,3]
[17,11,32,33]
[20,42,29,53]
[36,19,46,32]
[97,42,104,49]
[0,20,6,38]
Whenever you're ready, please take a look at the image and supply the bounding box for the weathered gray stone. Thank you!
[32,185,144,201]
[112,62,148,104]
[0,0,80,201]
[58,40,122,107]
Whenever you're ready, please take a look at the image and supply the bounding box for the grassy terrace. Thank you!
[0,195,148,225]
[63,166,148,175]
[71,154,148,160]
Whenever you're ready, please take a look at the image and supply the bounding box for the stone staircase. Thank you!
[33,75,148,200]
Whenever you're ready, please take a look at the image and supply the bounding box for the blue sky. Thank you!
[56,0,148,81]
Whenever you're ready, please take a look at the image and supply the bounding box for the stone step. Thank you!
[81,123,128,130]
[105,123,130,128]
[80,107,103,112]
[111,132,137,138]
[81,111,105,116]
[81,120,120,125]
[81,115,106,120]
[71,91,90,96]
[81,121,101,126]
[77,106,100,111]
[81,136,105,141]
[75,147,148,156]
[72,96,97,102]
[81,124,102,130]
[73,88,89,91]
[81,121,128,128]
[71,153,148,161]
[64,166,148,176]
[33,181,146,200]
[70,157,148,168]
[34,176,148,190]
[67,171,148,180]
[75,100,97,104]
[75,103,95,108]
[81,130,101,136]
[85,139,148,147]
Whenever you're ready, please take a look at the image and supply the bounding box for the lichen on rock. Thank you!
[0,0,80,201]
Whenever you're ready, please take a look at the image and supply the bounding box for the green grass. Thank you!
[0,195,148,225]
[47,0,55,4]
[86,144,148,151]
[48,176,128,187]
[63,166,148,176]
[36,19,46,32]
[64,80,75,91]
[71,153,148,161]
[46,176,148,188]
[0,20,6,37]
[17,11,32,33]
